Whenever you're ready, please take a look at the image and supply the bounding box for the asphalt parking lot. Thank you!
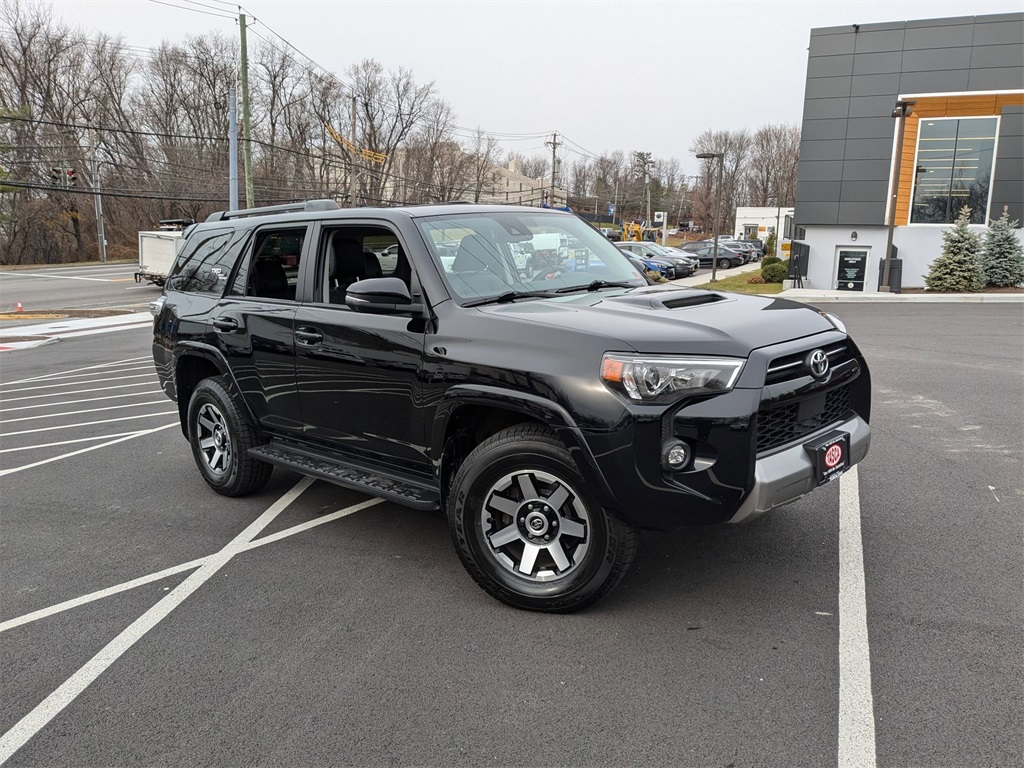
[0,297,1021,767]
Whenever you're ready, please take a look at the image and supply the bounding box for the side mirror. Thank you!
[345,277,414,314]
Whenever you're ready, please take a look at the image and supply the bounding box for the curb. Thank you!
[0,336,60,352]
[776,290,1024,303]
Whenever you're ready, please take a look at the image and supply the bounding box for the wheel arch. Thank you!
[432,386,617,512]
[173,344,238,438]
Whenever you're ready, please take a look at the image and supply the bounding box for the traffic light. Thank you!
[67,169,76,186]
[49,168,61,185]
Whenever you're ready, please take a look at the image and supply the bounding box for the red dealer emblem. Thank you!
[824,443,843,469]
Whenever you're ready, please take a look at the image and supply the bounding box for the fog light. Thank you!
[664,442,691,470]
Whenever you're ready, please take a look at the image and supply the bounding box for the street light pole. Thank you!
[881,98,916,292]
[697,152,724,283]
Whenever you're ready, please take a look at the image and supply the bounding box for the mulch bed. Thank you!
[899,287,1024,294]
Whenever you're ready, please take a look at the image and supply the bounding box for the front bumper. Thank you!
[727,414,870,524]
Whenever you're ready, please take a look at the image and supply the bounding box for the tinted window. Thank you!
[167,229,235,294]
[230,227,306,300]
[911,117,997,224]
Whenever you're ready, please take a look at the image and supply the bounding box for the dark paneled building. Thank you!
[793,13,1023,290]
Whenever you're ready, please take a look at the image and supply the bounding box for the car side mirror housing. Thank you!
[345,277,415,314]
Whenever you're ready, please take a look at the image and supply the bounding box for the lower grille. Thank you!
[756,384,851,453]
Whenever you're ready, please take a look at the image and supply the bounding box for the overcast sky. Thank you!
[40,0,1024,175]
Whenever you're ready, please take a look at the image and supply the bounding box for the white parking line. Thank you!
[0,391,163,413]
[0,431,150,454]
[0,495,384,633]
[0,477,314,765]
[838,466,877,768]
[3,412,178,437]
[0,382,157,403]
[1,374,157,395]
[2,356,151,387]
[0,400,170,424]
[0,423,179,477]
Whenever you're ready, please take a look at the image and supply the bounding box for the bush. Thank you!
[645,270,668,284]
[925,206,984,292]
[746,273,766,284]
[761,255,781,267]
[981,208,1024,287]
[761,262,788,283]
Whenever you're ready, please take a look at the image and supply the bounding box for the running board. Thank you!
[249,442,440,510]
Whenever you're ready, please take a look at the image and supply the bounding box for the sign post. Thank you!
[654,211,666,245]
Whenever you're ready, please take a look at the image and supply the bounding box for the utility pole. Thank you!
[91,141,107,262]
[239,12,254,208]
[545,131,560,207]
[349,95,358,207]
[228,86,239,211]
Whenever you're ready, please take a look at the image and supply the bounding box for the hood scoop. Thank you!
[660,292,728,309]
[607,288,731,311]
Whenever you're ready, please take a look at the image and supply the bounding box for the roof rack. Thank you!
[205,199,340,223]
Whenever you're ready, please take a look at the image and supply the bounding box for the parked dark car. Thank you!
[152,201,871,613]
[616,242,694,278]
[680,241,747,269]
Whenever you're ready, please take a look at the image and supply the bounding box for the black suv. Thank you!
[153,201,871,612]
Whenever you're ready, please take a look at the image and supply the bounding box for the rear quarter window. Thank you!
[167,229,239,294]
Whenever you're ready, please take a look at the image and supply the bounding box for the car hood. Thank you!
[478,286,835,357]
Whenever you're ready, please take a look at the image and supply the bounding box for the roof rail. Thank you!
[205,199,340,223]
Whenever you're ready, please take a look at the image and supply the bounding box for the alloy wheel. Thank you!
[480,470,590,582]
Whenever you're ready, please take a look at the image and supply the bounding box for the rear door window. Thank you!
[166,229,238,294]
[229,226,307,300]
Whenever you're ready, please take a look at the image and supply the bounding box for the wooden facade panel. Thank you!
[893,91,1022,224]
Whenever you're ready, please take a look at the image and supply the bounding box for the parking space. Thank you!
[0,303,1021,766]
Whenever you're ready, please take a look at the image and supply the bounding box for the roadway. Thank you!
[0,264,159,328]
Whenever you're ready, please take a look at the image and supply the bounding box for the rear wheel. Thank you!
[447,424,637,612]
[718,257,731,269]
[187,376,272,497]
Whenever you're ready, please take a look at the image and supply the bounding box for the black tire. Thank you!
[718,257,731,269]
[187,376,272,497]
[447,424,638,613]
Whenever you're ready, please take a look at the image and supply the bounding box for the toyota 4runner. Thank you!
[152,200,871,612]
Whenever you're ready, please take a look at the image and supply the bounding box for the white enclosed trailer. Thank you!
[134,220,191,286]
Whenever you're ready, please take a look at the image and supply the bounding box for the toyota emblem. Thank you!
[807,349,830,379]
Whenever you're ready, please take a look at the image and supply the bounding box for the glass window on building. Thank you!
[910,117,998,225]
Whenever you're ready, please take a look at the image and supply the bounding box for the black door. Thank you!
[292,224,429,472]
[210,225,310,434]
[293,307,427,469]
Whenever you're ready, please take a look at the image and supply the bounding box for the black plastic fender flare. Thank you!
[431,385,619,512]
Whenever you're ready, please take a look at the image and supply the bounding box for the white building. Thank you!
[734,206,795,259]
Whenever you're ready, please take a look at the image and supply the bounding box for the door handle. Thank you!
[212,317,239,331]
[295,327,323,345]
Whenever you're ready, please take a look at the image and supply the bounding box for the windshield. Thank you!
[416,211,646,302]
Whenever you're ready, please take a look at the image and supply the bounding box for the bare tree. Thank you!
[348,59,434,204]
[746,123,800,206]
[468,127,501,203]
[690,128,751,234]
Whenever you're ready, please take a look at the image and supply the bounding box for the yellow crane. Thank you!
[324,123,388,164]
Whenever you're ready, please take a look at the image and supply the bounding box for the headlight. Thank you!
[601,354,745,403]
[818,311,847,334]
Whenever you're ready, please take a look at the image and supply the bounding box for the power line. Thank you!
[145,0,236,21]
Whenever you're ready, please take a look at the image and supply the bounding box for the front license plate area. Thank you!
[805,430,850,485]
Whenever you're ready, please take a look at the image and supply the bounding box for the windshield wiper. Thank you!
[555,280,637,294]
[462,290,560,308]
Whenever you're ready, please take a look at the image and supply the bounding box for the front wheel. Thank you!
[447,424,638,612]
[187,376,273,497]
